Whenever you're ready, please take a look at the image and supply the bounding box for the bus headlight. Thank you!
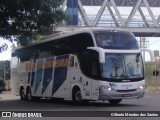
[101,85,115,91]
[107,87,112,91]
[137,85,145,90]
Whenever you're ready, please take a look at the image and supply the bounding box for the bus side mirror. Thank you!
[140,48,155,62]
[87,47,105,63]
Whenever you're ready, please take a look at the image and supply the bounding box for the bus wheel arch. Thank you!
[20,86,25,100]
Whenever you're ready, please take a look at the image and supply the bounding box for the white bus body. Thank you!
[11,28,146,104]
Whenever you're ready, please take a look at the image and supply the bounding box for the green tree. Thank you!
[0,0,68,50]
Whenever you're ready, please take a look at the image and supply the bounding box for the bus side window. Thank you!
[92,62,98,76]
[30,51,39,60]
[79,50,100,79]
[38,51,49,59]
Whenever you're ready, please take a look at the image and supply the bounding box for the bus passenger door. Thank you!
[91,80,99,100]
[82,77,92,100]
[69,55,92,100]
[78,50,100,100]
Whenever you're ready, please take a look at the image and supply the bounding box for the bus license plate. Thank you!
[123,94,131,97]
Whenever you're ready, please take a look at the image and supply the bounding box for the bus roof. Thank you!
[13,28,132,51]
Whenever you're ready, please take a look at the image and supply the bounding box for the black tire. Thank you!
[20,88,26,100]
[26,88,32,101]
[108,99,122,105]
[72,88,83,104]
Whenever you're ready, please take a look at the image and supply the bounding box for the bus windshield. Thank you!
[101,53,144,80]
[94,31,139,49]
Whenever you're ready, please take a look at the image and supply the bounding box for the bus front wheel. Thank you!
[108,99,122,105]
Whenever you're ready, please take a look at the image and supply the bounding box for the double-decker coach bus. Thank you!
[11,28,150,104]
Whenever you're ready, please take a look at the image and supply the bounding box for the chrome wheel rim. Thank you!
[75,91,82,102]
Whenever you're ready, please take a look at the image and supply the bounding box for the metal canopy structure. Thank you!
[59,0,160,36]
[80,0,160,7]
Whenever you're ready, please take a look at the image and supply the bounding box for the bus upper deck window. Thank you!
[96,34,113,47]
[94,31,139,49]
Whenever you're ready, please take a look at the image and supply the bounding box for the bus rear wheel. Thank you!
[108,99,122,105]
[26,88,32,101]
[20,88,25,100]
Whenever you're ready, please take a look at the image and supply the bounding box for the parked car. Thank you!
[0,79,5,94]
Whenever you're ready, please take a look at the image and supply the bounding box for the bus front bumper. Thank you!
[99,86,145,101]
